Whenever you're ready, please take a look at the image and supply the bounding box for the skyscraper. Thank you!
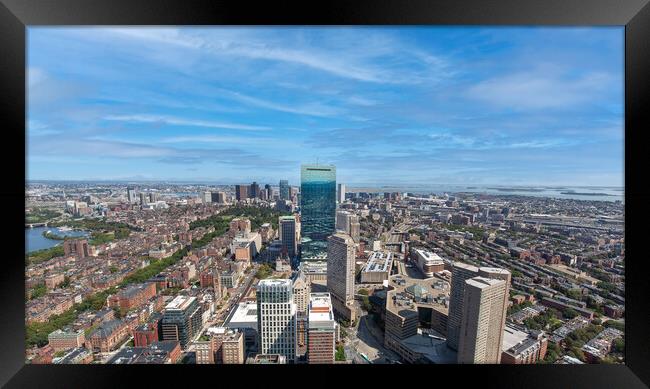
[265,184,272,200]
[337,183,346,204]
[256,279,297,363]
[127,186,136,203]
[211,191,226,204]
[279,215,298,259]
[307,293,336,364]
[327,233,356,321]
[300,164,336,261]
[249,182,260,199]
[447,262,480,351]
[457,277,508,364]
[139,192,147,206]
[349,215,360,243]
[279,180,290,201]
[203,191,212,204]
[235,185,248,201]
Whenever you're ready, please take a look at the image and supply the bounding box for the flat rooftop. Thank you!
[165,295,196,311]
[466,277,505,289]
[308,293,334,323]
[363,251,393,273]
[502,324,531,352]
[413,248,444,264]
[227,302,258,325]
[258,278,292,287]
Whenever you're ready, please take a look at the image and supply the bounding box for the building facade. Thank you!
[446,262,480,351]
[457,277,508,364]
[307,293,336,364]
[300,164,336,260]
[256,279,297,363]
[161,295,203,349]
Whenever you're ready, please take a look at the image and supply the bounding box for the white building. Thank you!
[337,183,346,204]
[256,279,297,363]
[412,248,445,278]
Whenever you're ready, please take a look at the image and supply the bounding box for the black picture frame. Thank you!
[1,0,649,388]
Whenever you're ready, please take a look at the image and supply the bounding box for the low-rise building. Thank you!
[500,324,548,364]
[47,329,86,352]
[360,251,393,284]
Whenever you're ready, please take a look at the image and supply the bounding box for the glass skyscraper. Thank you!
[279,179,290,201]
[300,164,336,261]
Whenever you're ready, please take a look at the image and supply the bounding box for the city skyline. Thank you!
[28,27,623,186]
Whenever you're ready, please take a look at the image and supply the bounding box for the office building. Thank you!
[327,233,356,321]
[63,239,90,259]
[446,262,480,351]
[148,192,157,203]
[139,192,147,205]
[235,185,248,201]
[161,295,203,349]
[256,279,297,363]
[335,210,352,233]
[412,249,445,278]
[293,273,310,316]
[127,186,136,203]
[202,191,212,204]
[300,164,336,260]
[206,327,246,364]
[211,191,226,203]
[337,183,346,204]
[307,293,336,364]
[360,251,393,284]
[264,184,272,200]
[349,215,360,243]
[279,215,298,259]
[224,301,258,348]
[457,277,508,364]
[279,180,290,201]
[249,182,260,199]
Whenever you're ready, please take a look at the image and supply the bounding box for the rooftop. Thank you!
[164,295,196,311]
[465,276,505,289]
[308,293,334,324]
[363,251,393,273]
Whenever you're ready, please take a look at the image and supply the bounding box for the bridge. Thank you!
[26,222,48,228]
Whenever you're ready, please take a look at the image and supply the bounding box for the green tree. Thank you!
[335,345,346,361]
[358,288,369,296]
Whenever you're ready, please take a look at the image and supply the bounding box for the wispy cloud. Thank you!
[103,114,269,131]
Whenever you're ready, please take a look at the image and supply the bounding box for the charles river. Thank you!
[25,226,88,254]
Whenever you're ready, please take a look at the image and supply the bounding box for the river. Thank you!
[25,226,89,254]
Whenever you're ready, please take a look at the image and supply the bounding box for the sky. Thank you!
[27,27,624,187]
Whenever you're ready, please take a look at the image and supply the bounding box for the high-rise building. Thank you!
[349,215,360,243]
[307,293,336,364]
[249,182,260,199]
[335,210,351,233]
[127,186,136,203]
[203,191,212,204]
[235,185,248,201]
[337,183,346,204]
[211,191,226,203]
[139,192,147,205]
[293,274,309,316]
[148,192,157,203]
[300,164,336,261]
[264,184,272,200]
[63,239,90,259]
[279,215,298,259]
[327,233,356,317]
[447,262,480,351]
[457,277,508,364]
[161,296,203,349]
[279,180,290,201]
[256,279,297,363]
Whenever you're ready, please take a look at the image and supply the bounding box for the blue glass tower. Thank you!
[300,164,336,261]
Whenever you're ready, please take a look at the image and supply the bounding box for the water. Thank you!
[25,226,89,254]
[347,185,623,203]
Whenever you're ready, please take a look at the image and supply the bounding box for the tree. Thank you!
[612,338,625,353]
[358,288,369,296]
[563,308,579,319]
[604,320,625,332]
[335,345,346,361]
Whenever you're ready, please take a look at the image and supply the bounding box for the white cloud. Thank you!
[103,114,269,131]
[466,68,616,110]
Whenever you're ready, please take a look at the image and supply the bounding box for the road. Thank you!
[343,313,400,364]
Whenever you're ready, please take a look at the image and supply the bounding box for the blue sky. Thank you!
[27,27,624,187]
